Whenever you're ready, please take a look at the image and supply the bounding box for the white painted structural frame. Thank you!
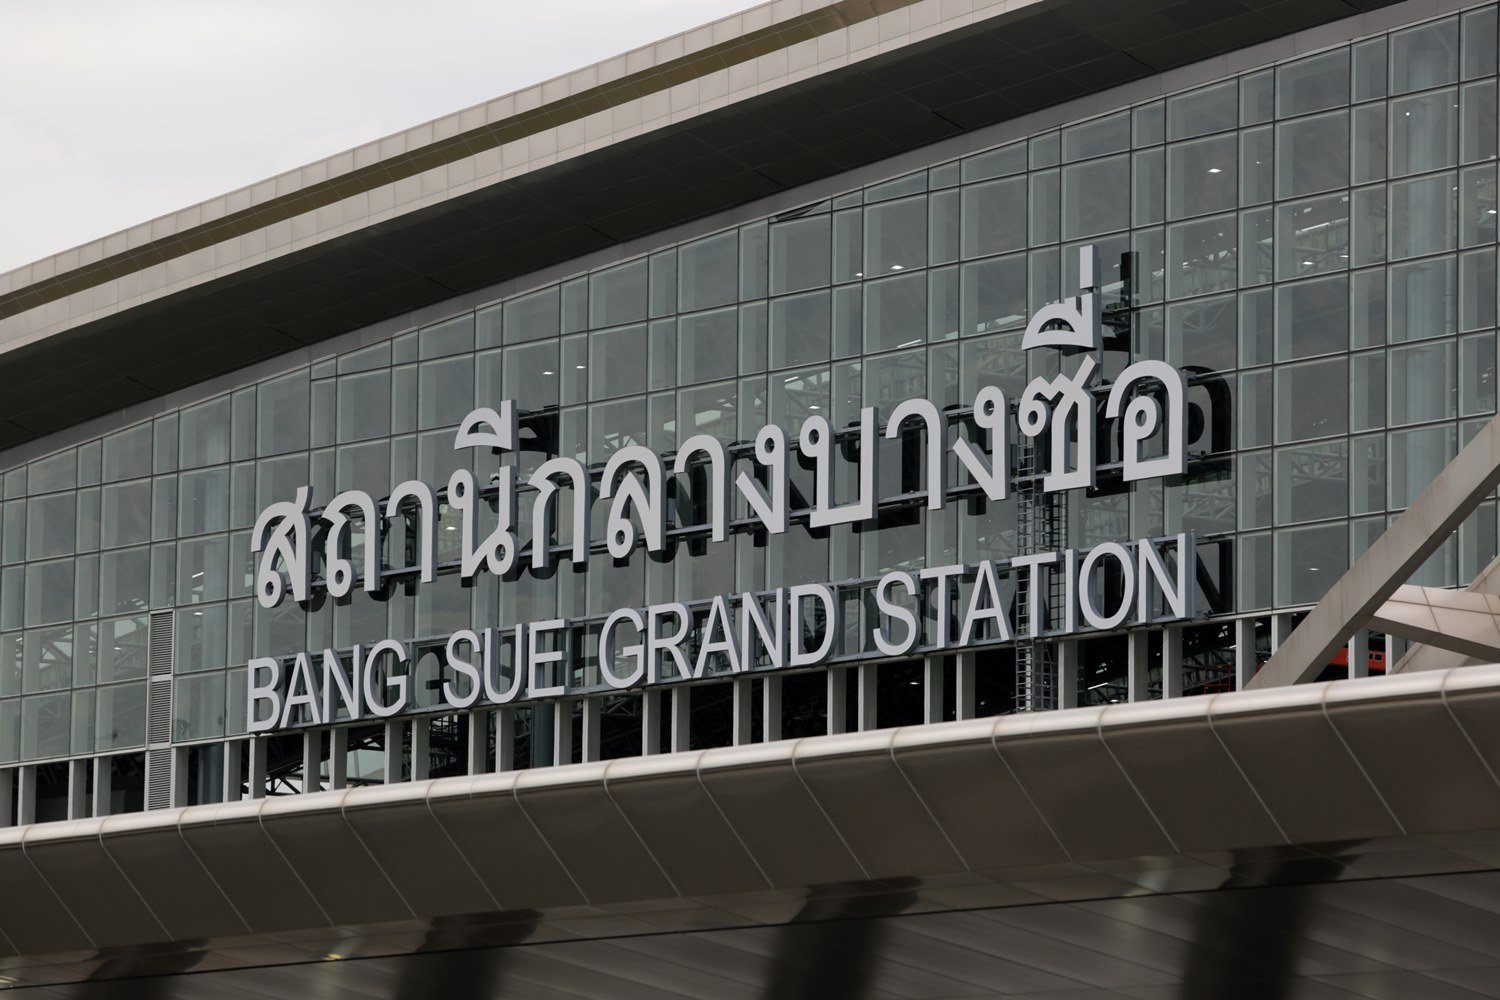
[1250,409,1500,688]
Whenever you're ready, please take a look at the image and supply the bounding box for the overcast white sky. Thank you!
[0,0,754,273]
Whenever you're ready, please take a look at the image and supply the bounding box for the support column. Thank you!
[382,720,403,784]
[731,677,753,746]
[0,769,16,826]
[923,655,945,724]
[762,675,782,743]
[328,729,348,790]
[93,757,113,817]
[1271,613,1294,651]
[581,697,602,763]
[641,690,662,756]
[16,766,35,826]
[1056,640,1079,709]
[1234,618,1258,691]
[248,738,268,799]
[670,687,690,753]
[222,741,242,803]
[1127,630,1150,702]
[955,652,976,721]
[301,730,321,793]
[856,664,877,732]
[1162,626,1184,698]
[467,710,492,775]
[67,759,88,819]
[495,708,516,772]
[550,700,573,766]
[827,667,847,735]
[410,717,430,780]
[1349,629,1371,679]
[171,746,191,808]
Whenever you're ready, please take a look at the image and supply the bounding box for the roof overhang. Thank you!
[2,666,1500,990]
[0,0,1412,453]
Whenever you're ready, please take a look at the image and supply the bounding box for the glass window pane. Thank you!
[1389,341,1457,425]
[962,177,1027,258]
[1276,357,1349,442]
[99,548,150,617]
[175,605,227,673]
[770,291,830,370]
[177,468,229,537]
[864,196,927,274]
[1276,523,1348,605]
[1391,16,1459,96]
[1167,81,1237,140]
[417,356,474,430]
[1278,49,1350,117]
[1276,275,1349,360]
[177,397,231,470]
[1242,70,1274,126]
[22,627,71,694]
[256,370,309,457]
[1240,208,1273,286]
[586,324,649,401]
[1461,248,1498,332]
[177,536,228,605]
[864,272,927,353]
[1062,111,1130,161]
[1166,294,1235,373]
[27,452,74,495]
[24,561,73,627]
[1275,195,1350,281]
[27,493,74,560]
[1277,112,1349,199]
[962,142,1026,182]
[1462,81,1498,164]
[677,309,737,385]
[1351,186,1388,268]
[1061,155,1129,238]
[1463,7,1498,79]
[1390,89,1458,176]
[1390,424,1457,508]
[1354,37,1389,102]
[1351,434,1387,515]
[337,370,391,443]
[961,255,1027,338]
[100,480,152,549]
[96,682,146,752]
[769,216,830,296]
[173,672,226,741]
[1167,135,1237,220]
[592,259,649,327]
[1276,440,1349,525]
[1389,255,1457,342]
[1240,127,1273,206]
[1351,351,1386,431]
[1461,332,1498,417]
[1389,173,1457,261]
[102,423,152,483]
[1353,105,1388,185]
[1133,149,1165,225]
[1166,216,1237,299]
[505,287,560,343]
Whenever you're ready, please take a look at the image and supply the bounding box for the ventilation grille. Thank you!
[146,747,172,811]
[147,678,172,746]
[148,610,173,676]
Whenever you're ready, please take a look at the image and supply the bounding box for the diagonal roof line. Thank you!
[1249,409,1500,689]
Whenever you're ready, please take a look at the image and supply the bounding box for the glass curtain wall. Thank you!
[0,7,1496,769]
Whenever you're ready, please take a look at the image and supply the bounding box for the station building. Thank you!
[5,0,1500,995]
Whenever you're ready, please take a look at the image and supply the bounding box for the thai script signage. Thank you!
[246,247,1196,733]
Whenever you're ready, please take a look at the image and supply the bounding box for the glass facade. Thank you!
[1,6,1499,812]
